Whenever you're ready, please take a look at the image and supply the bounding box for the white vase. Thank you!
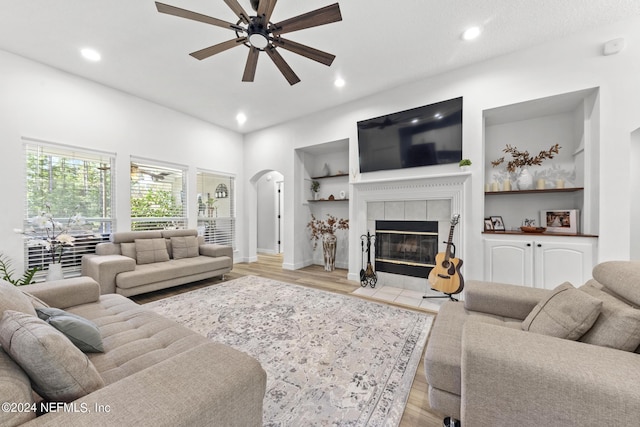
[516,169,533,190]
[46,264,64,281]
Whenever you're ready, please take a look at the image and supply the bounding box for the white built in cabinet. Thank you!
[484,233,597,289]
[482,88,600,288]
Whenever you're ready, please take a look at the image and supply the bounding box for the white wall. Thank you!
[243,16,640,281]
[631,128,640,260]
[0,50,245,268]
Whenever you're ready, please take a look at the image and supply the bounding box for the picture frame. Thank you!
[484,218,494,231]
[541,209,579,234]
[490,216,505,231]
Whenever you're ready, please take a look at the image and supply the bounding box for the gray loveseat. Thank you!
[82,229,232,296]
[0,276,266,427]
[425,260,640,427]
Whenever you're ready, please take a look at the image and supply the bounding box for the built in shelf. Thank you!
[310,173,349,180]
[483,230,598,238]
[485,187,584,195]
[308,199,349,203]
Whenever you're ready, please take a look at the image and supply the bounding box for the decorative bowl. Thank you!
[520,226,546,233]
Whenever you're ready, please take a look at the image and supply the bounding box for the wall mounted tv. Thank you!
[357,97,463,173]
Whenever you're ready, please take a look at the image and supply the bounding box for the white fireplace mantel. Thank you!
[348,171,471,285]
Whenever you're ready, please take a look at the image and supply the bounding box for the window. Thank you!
[130,158,187,231]
[24,139,115,277]
[197,170,236,249]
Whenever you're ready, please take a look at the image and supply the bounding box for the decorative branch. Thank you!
[306,214,348,249]
[492,143,561,173]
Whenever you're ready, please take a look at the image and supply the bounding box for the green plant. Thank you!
[0,254,40,286]
[310,180,320,193]
[459,159,472,167]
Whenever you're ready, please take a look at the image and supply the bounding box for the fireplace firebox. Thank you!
[375,220,438,278]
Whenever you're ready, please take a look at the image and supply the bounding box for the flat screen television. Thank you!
[357,97,463,173]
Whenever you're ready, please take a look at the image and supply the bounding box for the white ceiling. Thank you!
[1,1,639,133]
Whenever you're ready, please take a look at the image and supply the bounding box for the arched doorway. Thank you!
[249,169,285,264]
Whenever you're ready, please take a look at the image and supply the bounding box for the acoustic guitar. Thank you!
[428,214,464,295]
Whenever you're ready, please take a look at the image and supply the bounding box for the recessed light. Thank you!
[236,113,247,125]
[334,77,345,88]
[461,26,481,41]
[80,48,101,62]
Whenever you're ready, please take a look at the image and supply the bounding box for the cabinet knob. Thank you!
[537,244,542,247]
[526,243,532,247]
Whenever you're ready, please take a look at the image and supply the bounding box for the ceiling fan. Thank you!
[155,0,342,85]
[131,164,171,181]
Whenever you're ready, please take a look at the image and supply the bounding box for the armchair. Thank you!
[424,261,640,427]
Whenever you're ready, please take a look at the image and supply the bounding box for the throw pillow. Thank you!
[522,282,603,340]
[171,236,200,259]
[0,310,104,402]
[0,280,37,318]
[120,242,137,261]
[135,238,170,265]
[36,307,104,353]
[579,280,640,351]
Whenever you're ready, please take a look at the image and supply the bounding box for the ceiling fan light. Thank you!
[249,33,269,49]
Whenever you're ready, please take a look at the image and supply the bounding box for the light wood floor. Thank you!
[131,254,446,427]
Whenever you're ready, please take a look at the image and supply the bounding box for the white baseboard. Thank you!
[257,248,277,255]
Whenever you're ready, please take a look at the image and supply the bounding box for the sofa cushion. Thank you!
[592,260,640,306]
[425,301,522,399]
[579,280,640,351]
[65,294,209,385]
[135,238,170,265]
[0,310,104,402]
[0,349,36,426]
[120,242,137,261]
[116,256,231,290]
[37,307,104,353]
[171,236,200,259]
[0,280,37,318]
[522,282,602,340]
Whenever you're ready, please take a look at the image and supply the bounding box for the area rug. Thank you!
[145,275,433,426]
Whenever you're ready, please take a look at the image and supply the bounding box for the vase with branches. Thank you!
[307,214,349,271]
[492,143,561,190]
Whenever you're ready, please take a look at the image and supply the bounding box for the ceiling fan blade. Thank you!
[190,38,247,60]
[271,38,335,66]
[257,0,278,24]
[223,0,250,24]
[155,2,243,32]
[271,3,342,35]
[242,47,260,82]
[265,46,300,85]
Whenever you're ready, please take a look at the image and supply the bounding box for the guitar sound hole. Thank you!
[442,260,451,269]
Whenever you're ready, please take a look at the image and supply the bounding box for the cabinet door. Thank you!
[484,239,534,286]
[534,240,595,289]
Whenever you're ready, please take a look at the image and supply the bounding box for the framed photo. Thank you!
[490,216,505,231]
[484,218,494,231]
[541,209,579,234]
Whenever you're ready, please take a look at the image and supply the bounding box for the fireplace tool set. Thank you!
[360,231,377,287]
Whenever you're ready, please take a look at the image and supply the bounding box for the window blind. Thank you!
[196,171,236,249]
[130,158,187,231]
[23,139,115,278]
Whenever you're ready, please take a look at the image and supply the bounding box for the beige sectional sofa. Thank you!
[0,276,266,427]
[82,229,232,296]
[424,260,640,427]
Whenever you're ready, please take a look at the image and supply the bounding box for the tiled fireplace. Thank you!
[351,173,469,293]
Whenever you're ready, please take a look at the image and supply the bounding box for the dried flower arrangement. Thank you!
[306,214,349,249]
[491,143,561,173]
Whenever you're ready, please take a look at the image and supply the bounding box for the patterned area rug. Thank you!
[145,276,433,426]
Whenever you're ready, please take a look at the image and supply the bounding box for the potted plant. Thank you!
[459,159,472,171]
[310,180,320,200]
[0,253,40,286]
[306,214,349,271]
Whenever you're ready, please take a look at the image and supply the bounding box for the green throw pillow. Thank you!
[36,307,104,353]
